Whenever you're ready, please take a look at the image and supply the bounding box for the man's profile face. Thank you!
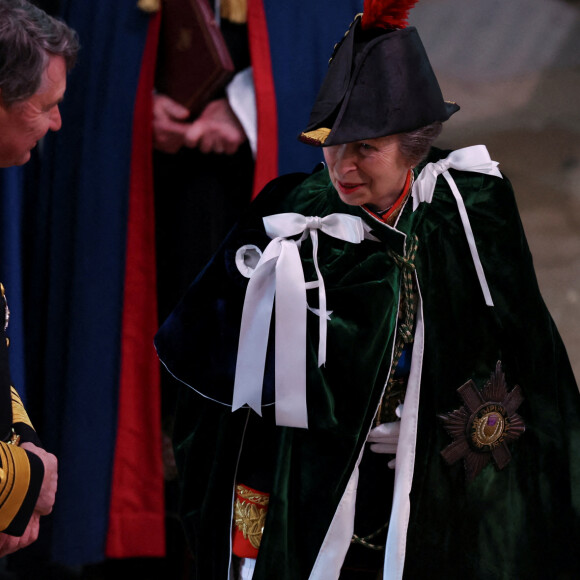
[0,54,67,168]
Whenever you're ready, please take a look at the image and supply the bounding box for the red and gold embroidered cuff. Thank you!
[232,483,270,558]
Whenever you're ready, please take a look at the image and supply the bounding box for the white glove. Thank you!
[368,404,403,469]
[368,421,400,455]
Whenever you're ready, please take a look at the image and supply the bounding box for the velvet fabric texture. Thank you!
[155,147,580,578]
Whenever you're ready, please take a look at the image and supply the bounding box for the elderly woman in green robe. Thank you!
[155,3,580,579]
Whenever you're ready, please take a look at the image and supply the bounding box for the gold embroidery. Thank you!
[299,127,331,146]
[220,0,247,23]
[0,444,31,531]
[234,500,267,549]
[11,386,34,430]
[6,428,20,446]
[236,484,270,506]
[471,405,507,449]
[234,484,269,550]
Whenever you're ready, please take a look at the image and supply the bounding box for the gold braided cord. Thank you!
[351,520,389,551]
[354,237,419,551]
[375,235,419,425]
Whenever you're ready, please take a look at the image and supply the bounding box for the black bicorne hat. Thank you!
[299,14,459,146]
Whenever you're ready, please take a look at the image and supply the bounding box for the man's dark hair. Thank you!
[0,0,79,105]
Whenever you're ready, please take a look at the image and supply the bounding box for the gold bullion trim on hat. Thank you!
[299,127,331,146]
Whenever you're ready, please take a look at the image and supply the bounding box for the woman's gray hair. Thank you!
[398,122,443,167]
[0,0,79,106]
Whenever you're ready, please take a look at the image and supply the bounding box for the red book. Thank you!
[156,0,235,115]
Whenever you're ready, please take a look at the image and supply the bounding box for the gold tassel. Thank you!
[137,0,161,13]
[221,0,247,24]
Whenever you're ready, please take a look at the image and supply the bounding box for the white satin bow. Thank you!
[232,212,378,428]
[412,145,502,306]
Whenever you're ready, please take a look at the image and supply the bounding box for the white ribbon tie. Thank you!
[412,145,502,307]
[232,212,377,428]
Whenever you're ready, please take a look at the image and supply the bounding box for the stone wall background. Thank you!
[413,0,580,380]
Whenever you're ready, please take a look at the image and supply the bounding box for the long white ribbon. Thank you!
[232,212,377,428]
[412,145,502,307]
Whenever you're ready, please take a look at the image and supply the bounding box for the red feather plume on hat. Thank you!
[361,0,419,30]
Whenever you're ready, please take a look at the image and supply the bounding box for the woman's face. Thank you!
[323,134,410,212]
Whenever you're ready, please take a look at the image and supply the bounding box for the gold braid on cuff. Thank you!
[234,484,270,550]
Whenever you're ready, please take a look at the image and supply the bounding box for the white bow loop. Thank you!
[412,145,501,209]
[232,212,377,428]
[263,212,370,244]
[412,145,502,307]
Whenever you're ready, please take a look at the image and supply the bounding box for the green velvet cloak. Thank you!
[155,147,580,579]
